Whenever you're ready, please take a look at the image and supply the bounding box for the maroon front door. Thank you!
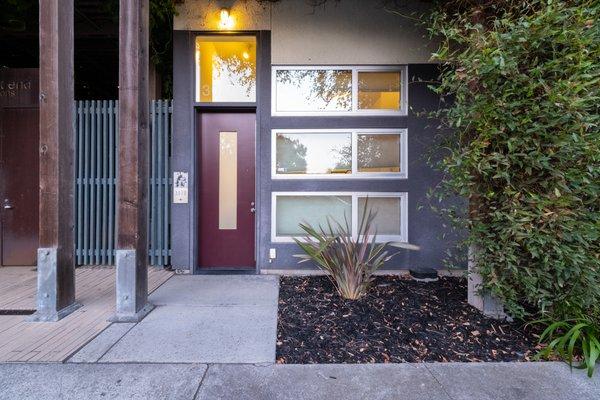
[198,112,255,269]
[0,107,40,266]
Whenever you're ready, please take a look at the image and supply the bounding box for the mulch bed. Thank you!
[277,275,542,364]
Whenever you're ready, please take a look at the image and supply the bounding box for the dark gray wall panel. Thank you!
[171,31,194,270]
[260,64,466,271]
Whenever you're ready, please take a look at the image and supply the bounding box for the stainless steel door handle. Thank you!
[3,205,13,209]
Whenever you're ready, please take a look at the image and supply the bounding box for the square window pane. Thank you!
[276,132,352,175]
[358,197,402,236]
[195,36,256,102]
[357,134,401,173]
[358,71,401,111]
[275,69,352,112]
[276,195,352,236]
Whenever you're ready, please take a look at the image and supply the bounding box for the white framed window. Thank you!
[271,192,408,243]
[272,129,408,179]
[271,66,408,116]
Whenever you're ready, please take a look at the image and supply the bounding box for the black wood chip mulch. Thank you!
[277,275,542,364]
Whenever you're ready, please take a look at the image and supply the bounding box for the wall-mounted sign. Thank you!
[173,171,188,204]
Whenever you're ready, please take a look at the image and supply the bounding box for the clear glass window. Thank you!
[275,132,351,175]
[357,133,401,173]
[358,71,401,111]
[274,69,352,112]
[275,195,352,236]
[195,36,256,102]
[273,130,407,178]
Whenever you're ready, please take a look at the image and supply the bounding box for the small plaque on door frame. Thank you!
[173,171,188,204]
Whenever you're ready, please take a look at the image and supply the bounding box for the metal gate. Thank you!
[74,99,172,266]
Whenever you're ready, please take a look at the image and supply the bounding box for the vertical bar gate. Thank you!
[74,99,172,266]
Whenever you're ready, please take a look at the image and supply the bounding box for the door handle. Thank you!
[3,200,12,209]
[250,201,255,213]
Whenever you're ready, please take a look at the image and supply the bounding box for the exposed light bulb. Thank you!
[219,8,234,30]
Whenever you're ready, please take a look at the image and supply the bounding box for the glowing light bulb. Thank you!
[219,8,234,30]
[242,51,250,60]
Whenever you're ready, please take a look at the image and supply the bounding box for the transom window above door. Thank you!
[272,129,408,179]
[195,36,256,103]
[272,66,407,116]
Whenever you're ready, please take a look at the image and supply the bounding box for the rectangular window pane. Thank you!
[358,71,401,111]
[276,195,352,236]
[358,197,402,236]
[219,132,237,230]
[195,36,256,102]
[276,132,351,175]
[357,134,401,173]
[275,69,352,112]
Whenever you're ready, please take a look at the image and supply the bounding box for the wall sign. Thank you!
[173,171,188,204]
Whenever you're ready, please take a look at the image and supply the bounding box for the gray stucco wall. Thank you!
[174,0,437,65]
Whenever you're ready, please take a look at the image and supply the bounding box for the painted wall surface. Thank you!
[261,64,464,271]
[175,0,436,64]
[171,2,465,272]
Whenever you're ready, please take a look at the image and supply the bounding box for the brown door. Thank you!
[0,107,39,266]
[198,112,255,269]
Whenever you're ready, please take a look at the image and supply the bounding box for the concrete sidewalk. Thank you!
[69,275,279,364]
[1,362,598,400]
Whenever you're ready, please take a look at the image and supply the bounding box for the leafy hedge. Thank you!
[428,0,600,319]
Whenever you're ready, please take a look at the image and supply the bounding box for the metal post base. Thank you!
[110,249,153,323]
[27,248,81,322]
[109,302,154,323]
[27,302,82,322]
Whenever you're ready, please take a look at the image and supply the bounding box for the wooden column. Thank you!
[30,0,80,322]
[113,0,152,322]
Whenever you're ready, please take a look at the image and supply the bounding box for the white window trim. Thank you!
[271,191,408,244]
[271,65,409,117]
[271,129,408,180]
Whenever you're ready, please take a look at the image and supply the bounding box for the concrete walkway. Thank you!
[1,362,598,400]
[69,275,279,364]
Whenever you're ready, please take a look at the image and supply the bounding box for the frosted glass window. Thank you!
[219,132,237,230]
[195,36,256,102]
[276,195,352,236]
[358,71,401,110]
[358,197,402,235]
[275,132,351,175]
[275,69,352,112]
[357,134,401,173]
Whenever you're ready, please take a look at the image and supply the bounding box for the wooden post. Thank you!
[112,0,152,322]
[30,0,80,322]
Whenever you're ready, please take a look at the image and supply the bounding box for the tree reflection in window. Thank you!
[357,134,401,173]
[196,37,256,102]
[275,70,352,112]
[276,133,351,175]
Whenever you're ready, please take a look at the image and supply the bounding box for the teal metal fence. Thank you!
[74,99,172,266]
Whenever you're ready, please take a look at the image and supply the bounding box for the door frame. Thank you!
[195,108,258,273]
[171,30,269,273]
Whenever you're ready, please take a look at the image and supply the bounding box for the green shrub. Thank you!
[533,309,600,377]
[428,0,600,319]
[294,200,418,300]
